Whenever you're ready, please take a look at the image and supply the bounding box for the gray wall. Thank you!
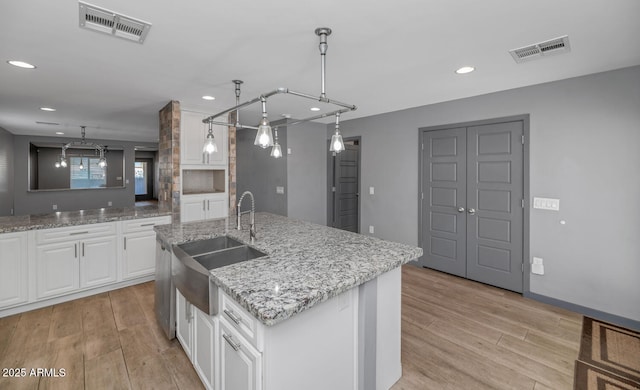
[135,150,159,199]
[236,128,288,216]
[13,135,157,215]
[286,121,327,225]
[338,66,640,322]
[0,127,14,216]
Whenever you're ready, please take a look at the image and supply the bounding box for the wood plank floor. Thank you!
[391,265,582,390]
[0,265,582,389]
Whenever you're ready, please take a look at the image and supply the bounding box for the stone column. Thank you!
[158,101,181,222]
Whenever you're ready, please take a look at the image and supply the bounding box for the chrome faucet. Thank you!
[237,191,256,242]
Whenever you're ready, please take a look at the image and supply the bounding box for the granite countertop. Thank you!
[0,205,172,234]
[155,212,423,326]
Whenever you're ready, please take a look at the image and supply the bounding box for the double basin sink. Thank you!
[172,236,267,315]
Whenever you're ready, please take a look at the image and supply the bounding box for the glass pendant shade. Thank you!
[203,133,218,154]
[329,131,345,153]
[254,118,274,148]
[55,160,61,168]
[271,143,282,158]
[60,158,67,168]
[79,159,85,170]
[98,157,107,168]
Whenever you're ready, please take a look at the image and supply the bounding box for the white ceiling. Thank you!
[1,0,639,143]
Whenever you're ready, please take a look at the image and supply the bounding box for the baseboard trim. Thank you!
[0,275,155,318]
[524,291,640,332]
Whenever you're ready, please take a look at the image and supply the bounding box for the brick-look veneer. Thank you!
[158,101,181,223]
[228,112,237,216]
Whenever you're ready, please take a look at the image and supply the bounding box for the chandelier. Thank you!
[202,27,356,158]
[55,126,107,168]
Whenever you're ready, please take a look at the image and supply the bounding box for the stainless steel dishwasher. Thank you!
[155,235,175,339]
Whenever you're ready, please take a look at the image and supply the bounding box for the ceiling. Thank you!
[1,0,639,143]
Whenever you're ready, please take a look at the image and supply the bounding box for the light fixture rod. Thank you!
[286,89,357,110]
[315,27,331,99]
[203,88,283,124]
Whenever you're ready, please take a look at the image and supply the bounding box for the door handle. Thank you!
[457,207,465,213]
[468,208,476,215]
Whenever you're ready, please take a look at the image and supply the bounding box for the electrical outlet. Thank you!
[369,186,374,195]
[276,186,285,194]
[287,147,292,155]
[52,204,57,210]
[369,225,374,234]
[108,201,112,206]
[532,257,544,275]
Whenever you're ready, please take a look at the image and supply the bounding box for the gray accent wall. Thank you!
[338,66,640,322]
[13,135,157,215]
[0,127,14,216]
[286,121,327,225]
[236,128,288,216]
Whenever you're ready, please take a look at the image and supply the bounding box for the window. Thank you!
[70,157,107,189]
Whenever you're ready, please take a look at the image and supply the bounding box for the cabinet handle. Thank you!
[207,200,210,210]
[223,333,241,351]
[70,231,89,236]
[82,242,85,257]
[140,223,155,227]
[75,243,78,258]
[186,302,193,321]
[223,309,241,325]
[202,153,205,164]
[202,200,206,211]
[124,237,127,250]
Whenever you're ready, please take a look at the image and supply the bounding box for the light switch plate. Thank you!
[287,148,292,155]
[369,225,374,234]
[276,186,285,194]
[533,197,560,211]
[369,186,374,195]
[532,257,544,275]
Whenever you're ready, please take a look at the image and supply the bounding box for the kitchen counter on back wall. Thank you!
[155,212,423,326]
[0,204,171,233]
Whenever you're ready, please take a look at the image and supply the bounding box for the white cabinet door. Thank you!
[36,241,79,299]
[122,231,156,279]
[219,319,262,390]
[194,308,217,390]
[176,289,194,359]
[181,196,206,223]
[182,111,207,165]
[205,195,227,219]
[0,232,28,309]
[206,123,227,166]
[81,236,118,288]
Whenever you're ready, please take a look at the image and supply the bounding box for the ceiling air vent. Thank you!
[78,1,151,44]
[509,35,570,63]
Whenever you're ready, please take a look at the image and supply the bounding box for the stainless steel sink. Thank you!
[177,236,244,256]
[172,236,267,315]
[194,245,266,270]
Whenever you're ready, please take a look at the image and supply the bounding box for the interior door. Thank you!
[421,119,524,293]
[466,122,524,292]
[331,142,360,233]
[421,128,467,277]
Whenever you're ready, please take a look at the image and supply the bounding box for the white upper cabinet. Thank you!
[181,110,228,167]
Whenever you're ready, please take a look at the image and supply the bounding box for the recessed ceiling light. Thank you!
[7,60,36,69]
[310,107,321,112]
[40,107,56,112]
[455,66,475,74]
[202,95,215,101]
[55,132,65,135]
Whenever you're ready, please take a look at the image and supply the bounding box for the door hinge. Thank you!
[521,199,525,208]
[521,135,525,145]
[421,192,424,200]
[421,143,424,150]
[332,186,336,192]
[522,263,524,273]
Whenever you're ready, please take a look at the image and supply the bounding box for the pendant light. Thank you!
[254,97,274,148]
[329,112,345,153]
[98,149,107,168]
[79,157,85,170]
[60,149,68,168]
[270,128,283,158]
[203,121,218,154]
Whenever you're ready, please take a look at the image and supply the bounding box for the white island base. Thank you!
[176,267,402,390]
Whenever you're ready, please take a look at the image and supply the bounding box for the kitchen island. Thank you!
[155,212,422,390]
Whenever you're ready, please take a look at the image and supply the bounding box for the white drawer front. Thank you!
[35,222,116,244]
[221,291,261,351]
[122,216,171,233]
